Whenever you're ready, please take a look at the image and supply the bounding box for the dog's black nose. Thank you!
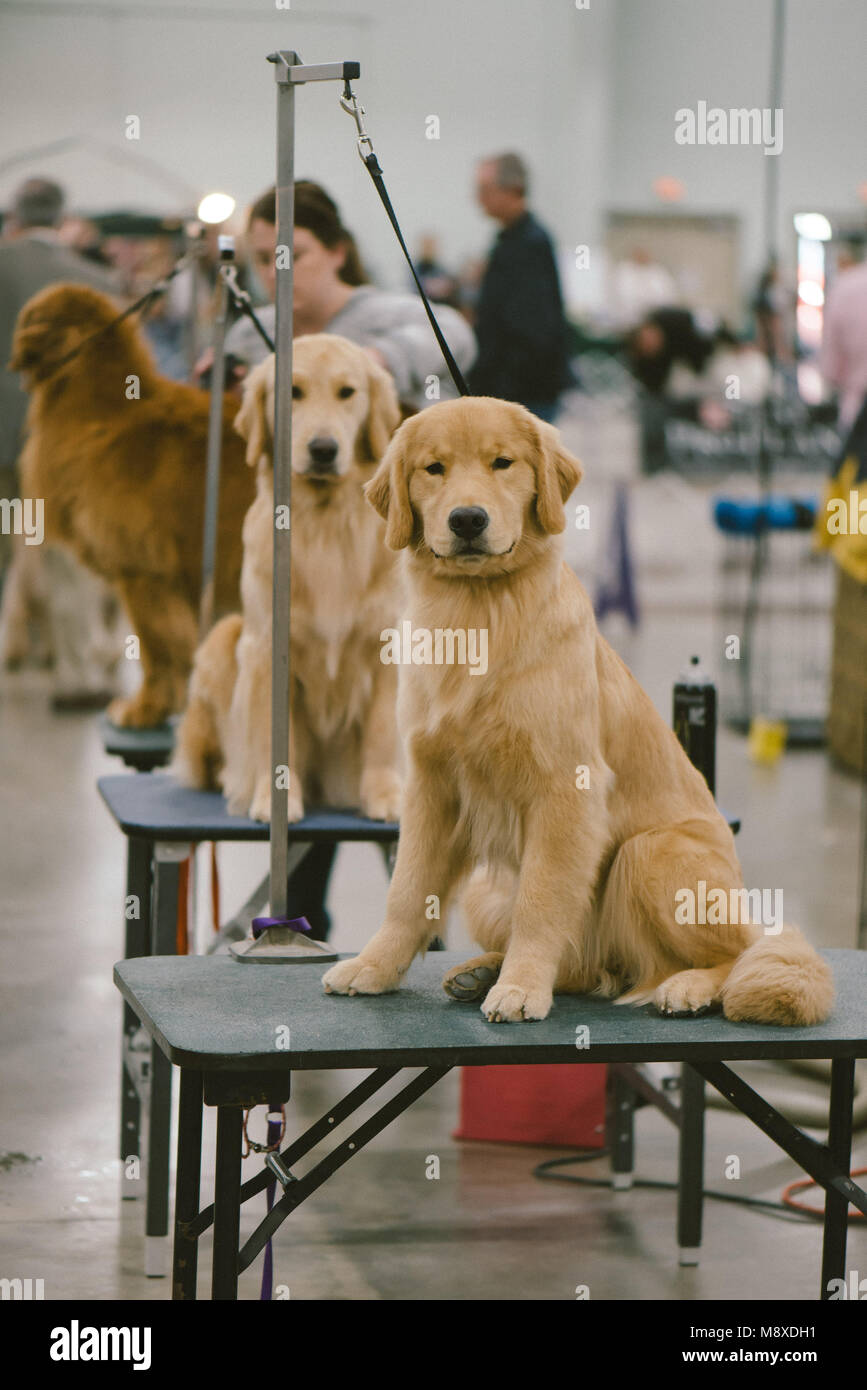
[308,436,339,471]
[448,506,489,540]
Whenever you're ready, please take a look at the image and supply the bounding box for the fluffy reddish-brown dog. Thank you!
[323,396,834,1026]
[9,283,254,726]
[173,335,405,823]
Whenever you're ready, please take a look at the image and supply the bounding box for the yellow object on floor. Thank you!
[748,716,787,764]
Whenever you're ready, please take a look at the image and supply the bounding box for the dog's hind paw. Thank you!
[655,970,723,1018]
[443,953,504,1002]
[481,980,552,1023]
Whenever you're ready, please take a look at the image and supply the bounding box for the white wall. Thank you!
[0,0,614,293]
[2,0,865,308]
[607,0,867,298]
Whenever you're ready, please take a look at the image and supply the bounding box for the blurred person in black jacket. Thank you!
[468,153,571,422]
[627,307,735,473]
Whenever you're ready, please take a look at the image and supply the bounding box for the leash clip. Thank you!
[340,82,375,165]
[220,261,246,304]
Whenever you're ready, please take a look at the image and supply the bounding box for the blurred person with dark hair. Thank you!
[627,307,718,395]
[57,216,112,268]
[224,181,475,410]
[468,153,571,422]
[627,307,751,473]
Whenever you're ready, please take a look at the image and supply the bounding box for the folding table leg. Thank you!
[120,836,152,1200]
[173,1069,203,1301]
[609,1068,635,1189]
[144,845,184,1276]
[677,1064,705,1266]
[212,1106,243,1301]
[821,1057,855,1299]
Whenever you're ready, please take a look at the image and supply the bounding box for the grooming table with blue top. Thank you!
[98,715,176,772]
[114,948,867,1301]
[98,772,398,1275]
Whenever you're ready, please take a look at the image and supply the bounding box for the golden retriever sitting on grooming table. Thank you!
[173,334,404,824]
[323,397,834,1026]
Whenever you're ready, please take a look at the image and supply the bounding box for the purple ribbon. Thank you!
[251,915,313,939]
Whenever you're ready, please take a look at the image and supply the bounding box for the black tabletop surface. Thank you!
[114,949,867,1072]
[98,773,399,842]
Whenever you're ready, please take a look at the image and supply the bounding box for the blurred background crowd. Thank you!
[3,0,867,1303]
[3,0,867,762]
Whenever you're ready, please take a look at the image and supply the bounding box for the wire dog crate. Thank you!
[714,497,834,744]
[665,395,841,479]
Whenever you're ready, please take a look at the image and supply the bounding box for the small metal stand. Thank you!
[230,923,336,965]
[232,50,360,966]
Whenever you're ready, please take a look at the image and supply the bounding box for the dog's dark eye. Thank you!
[492,457,512,470]
[425,462,445,475]
[292,385,303,400]
[338,385,355,399]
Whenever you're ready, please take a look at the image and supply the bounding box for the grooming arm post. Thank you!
[267,51,360,923]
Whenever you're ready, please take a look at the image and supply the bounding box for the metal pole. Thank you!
[764,0,786,265]
[199,236,234,642]
[741,0,786,728]
[269,58,297,920]
[263,53,360,932]
[184,220,205,380]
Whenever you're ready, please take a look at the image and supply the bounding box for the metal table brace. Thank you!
[173,1064,449,1299]
[171,1055,863,1301]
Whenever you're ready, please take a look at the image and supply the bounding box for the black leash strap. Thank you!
[340,84,470,398]
[47,252,196,375]
[222,271,275,354]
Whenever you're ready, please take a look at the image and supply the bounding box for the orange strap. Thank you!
[176,854,191,956]
[781,1167,867,1219]
[210,842,220,933]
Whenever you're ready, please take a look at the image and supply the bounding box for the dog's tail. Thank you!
[721,924,834,1026]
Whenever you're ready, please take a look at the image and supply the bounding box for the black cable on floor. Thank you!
[533,1152,813,1225]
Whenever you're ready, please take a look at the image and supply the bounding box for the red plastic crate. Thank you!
[454,1064,608,1148]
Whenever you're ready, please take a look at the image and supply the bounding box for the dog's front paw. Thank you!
[245,773,304,824]
[481,980,552,1023]
[359,767,402,822]
[323,955,403,997]
[247,784,272,823]
[223,775,253,819]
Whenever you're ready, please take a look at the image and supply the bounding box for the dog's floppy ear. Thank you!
[10,318,81,377]
[364,423,414,549]
[234,356,274,467]
[359,356,402,463]
[532,417,583,534]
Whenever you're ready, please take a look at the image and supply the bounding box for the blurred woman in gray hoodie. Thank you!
[224,181,475,411]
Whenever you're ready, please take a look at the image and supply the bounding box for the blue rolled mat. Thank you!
[713,496,818,534]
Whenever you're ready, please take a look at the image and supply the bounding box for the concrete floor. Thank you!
[1,412,866,1301]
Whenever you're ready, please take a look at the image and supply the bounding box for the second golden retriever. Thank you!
[10,283,254,727]
[323,396,834,1026]
[173,334,405,823]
